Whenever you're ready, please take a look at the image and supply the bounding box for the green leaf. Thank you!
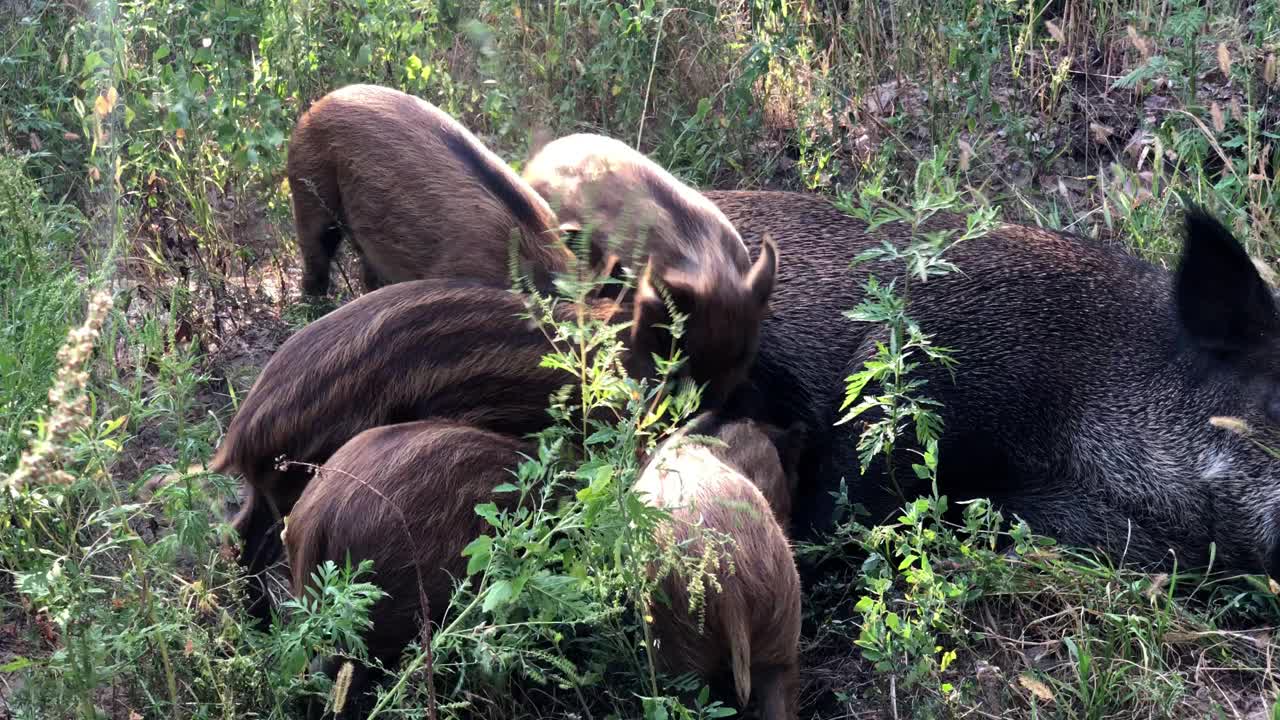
[585,427,616,445]
[405,54,423,79]
[0,657,32,672]
[941,649,957,671]
[841,367,878,408]
[82,51,104,76]
[474,502,501,527]
[492,483,519,494]
[643,698,670,720]
[100,414,128,436]
[462,535,492,576]
[884,612,902,632]
[482,579,513,612]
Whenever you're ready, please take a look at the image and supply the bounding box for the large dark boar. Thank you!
[210,280,622,621]
[636,418,802,719]
[524,133,778,406]
[287,84,573,296]
[285,420,532,719]
[707,191,1280,578]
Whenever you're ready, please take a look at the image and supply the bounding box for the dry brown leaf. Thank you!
[28,133,41,151]
[1269,576,1280,594]
[1217,42,1232,77]
[93,86,118,118]
[1090,122,1115,144]
[1019,674,1055,702]
[1123,128,1152,158]
[1145,573,1169,601]
[1210,102,1225,134]
[866,81,899,116]
[62,131,80,141]
[1127,25,1150,58]
[958,139,974,172]
[1046,20,1065,44]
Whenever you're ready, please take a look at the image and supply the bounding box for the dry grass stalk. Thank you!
[6,290,112,490]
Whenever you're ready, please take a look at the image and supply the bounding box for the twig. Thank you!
[889,672,899,720]
[636,8,685,149]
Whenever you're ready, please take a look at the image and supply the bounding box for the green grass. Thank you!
[1,0,1279,717]
[0,156,86,467]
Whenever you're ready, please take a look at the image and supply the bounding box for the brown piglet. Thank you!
[287,84,573,296]
[635,416,803,719]
[210,280,622,623]
[523,133,777,405]
[285,419,532,719]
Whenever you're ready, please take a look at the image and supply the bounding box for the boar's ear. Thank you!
[1176,207,1279,353]
[746,234,779,307]
[526,125,554,162]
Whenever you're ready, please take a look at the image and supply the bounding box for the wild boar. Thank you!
[210,280,622,622]
[287,84,573,296]
[286,420,532,719]
[523,133,777,406]
[635,416,803,719]
[667,412,808,533]
[708,190,1280,579]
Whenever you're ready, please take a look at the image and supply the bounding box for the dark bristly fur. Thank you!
[636,418,802,719]
[285,420,532,719]
[523,133,777,406]
[708,190,1280,579]
[210,280,623,622]
[286,84,573,296]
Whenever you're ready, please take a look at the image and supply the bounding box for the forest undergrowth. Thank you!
[2,0,1280,717]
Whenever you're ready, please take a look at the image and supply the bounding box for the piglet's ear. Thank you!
[1175,207,1278,353]
[746,234,779,307]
